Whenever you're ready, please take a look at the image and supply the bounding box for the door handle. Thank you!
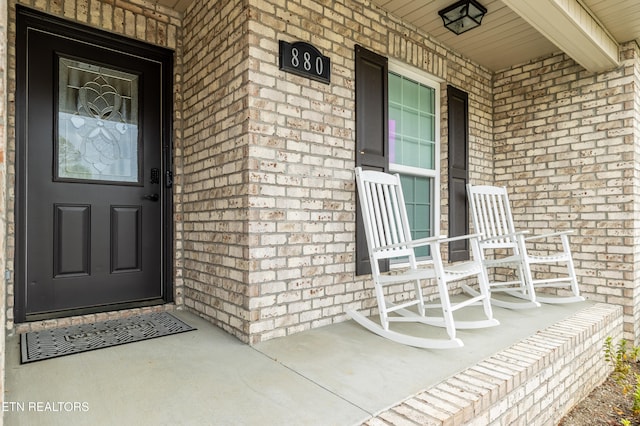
[143,193,159,201]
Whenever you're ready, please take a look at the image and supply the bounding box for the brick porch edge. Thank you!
[364,303,623,426]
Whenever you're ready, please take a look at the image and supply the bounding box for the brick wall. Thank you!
[178,0,494,344]
[493,43,640,344]
[180,0,252,340]
[5,0,184,332]
[631,42,640,347]
[0,3,7,422]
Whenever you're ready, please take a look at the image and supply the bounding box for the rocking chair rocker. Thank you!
[466,184,584,309]
[349,168,499,349]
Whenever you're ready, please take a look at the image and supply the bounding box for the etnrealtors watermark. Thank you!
[2,401,89,412]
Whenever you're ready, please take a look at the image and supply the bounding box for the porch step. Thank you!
[364,303,622,426]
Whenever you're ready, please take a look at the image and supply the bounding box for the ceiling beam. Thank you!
[501,0,619,72]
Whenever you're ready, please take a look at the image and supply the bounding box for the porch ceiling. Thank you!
[369,0,640,72]
[155,0,640,72]
[153,0,192,13]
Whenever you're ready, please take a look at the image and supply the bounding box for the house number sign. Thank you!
[279,40,330,84]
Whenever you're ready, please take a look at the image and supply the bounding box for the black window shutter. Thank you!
[447,85,470,261]
[355,45,389,276]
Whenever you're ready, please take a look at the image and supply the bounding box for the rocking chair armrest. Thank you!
[523,229,574,241]
[439,233,483,244]
[372,235,446,252]
[478,230,529,244]
[409,235,448,247]
[371,233,484,253]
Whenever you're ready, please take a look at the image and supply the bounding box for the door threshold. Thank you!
[15,301,175,334]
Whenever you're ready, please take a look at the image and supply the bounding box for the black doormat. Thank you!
[20,311,196,364]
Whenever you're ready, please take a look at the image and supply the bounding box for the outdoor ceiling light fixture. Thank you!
[438,0,487,35]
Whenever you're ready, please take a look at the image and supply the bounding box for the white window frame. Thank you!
[388,59,442,265]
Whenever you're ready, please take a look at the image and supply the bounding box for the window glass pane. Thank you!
[402,78,419,109]
[403,109,420,139]
[389,106,401,164]
[420,112,435,142]
[402,175,415,203]
[389,73,402,104]
[415,205,430,229]
[57,57,140,183]
[419,118,435,169]
[404,138,420,168]
[389,73,436,171]
[400,175,432,258]
[420,85,434,112]
[390,70,437,259]
[402,175,432,257]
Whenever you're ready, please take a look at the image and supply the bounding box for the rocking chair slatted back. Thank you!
[358,169,415,263]
[467,185,518,248]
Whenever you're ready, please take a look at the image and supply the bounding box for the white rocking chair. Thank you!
[349,168,498,349]
[466,184,584,309]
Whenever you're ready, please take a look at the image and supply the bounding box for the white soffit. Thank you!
[501,0,619,72]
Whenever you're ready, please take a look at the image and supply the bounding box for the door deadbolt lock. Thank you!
[143,193,159,201]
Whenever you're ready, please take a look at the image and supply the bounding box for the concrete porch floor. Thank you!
[3,300,602,425]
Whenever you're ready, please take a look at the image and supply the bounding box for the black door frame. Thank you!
[14,6,174,322]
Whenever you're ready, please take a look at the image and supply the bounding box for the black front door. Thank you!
[16,8,173,321]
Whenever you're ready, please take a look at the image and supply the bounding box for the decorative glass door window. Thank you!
[57,58,140,184]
